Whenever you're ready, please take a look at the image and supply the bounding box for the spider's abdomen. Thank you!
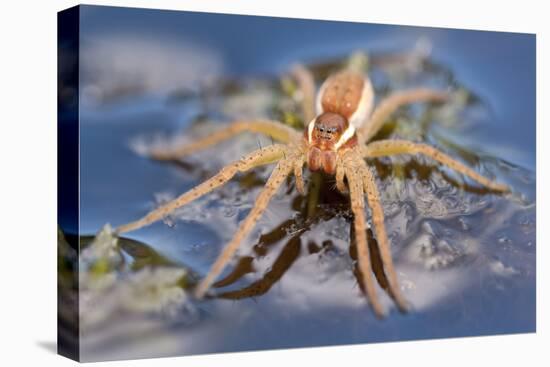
[316,70,374,129]
[319,71,364,119]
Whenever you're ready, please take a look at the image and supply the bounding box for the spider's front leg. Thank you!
[341,157,385,317]
[194,156,295,298]
[359,161,409,313]
[116,144,288,234]
[149,120,300,160]
[335,163,347,194]
[362,140,510,192]
[293,154,306,195]
[341,149,409,316]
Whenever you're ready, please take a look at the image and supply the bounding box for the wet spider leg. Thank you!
[359,160,409,313]
[343,156,385,317]
[116,144,288,234]
[290,64,316,123]
[362,140,509,192]
[195,157,295,298]
[358,89,448,144]
[150,120,300,160]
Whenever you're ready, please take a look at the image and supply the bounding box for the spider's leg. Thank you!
[335,160,348,194]
[362,140,509,192]
[293,154,306,195]
[150,120,300,160]
[344,160,385,317]
[360,162,410,313]
[116,144,288,234]
[195,157,294,298]
[290,64,316,123]
[358,89,448,144]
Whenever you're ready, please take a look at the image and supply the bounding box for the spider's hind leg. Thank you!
[358,88,448,144]
[290,64,316,124]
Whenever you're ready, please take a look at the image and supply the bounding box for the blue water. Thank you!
[74,5,535,362]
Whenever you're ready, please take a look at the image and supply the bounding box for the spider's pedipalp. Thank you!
[116,144,288,234]
[195,157,295,298]
[362,140,510,192]
[149,120,300,160]
[343,155,385,317]
[359,161,410,313]
[358,88,448,144]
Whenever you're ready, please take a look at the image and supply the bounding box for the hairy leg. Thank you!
[195,158,295,298]
[360,162,409,312]
[293,154,306,195]
[150,120,300,160]
[335,160,347,193]
[290,64,316,123]
[362,140,509,192]
[358,89,448,144]
[343,157,385,317]
[116,144,288,234]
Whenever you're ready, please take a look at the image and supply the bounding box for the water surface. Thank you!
[64,6,535,361]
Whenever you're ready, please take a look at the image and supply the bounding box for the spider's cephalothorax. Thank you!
[116,58,509,318]
[306,70,372,174]
[307,112,350,174]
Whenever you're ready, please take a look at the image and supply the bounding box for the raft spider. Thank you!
[115,59,509,317]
